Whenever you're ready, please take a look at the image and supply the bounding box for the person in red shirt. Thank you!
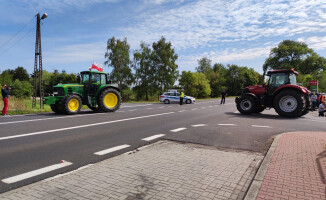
[1,84,10,116]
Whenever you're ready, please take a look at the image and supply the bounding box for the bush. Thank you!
[11,79,33,98]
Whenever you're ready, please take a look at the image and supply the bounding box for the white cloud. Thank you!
[143,0,184,5]
[298,36,326,50]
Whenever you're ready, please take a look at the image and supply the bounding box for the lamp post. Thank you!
[32,13,48,109]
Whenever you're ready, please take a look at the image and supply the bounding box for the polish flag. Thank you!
[91,62,103,72]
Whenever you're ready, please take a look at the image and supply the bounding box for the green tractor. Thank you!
[43,70,121,114]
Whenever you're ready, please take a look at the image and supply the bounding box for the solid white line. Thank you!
[0,112,175,141]
[178,110,187,112]
[191,124,207,127]
[116,111,126,113]
[218,124,237,126]
[251,125,271,128]
[94,144,130,156]
[2,161,73,184]
[0,113,107,125]
[141,134,165,141]
[120,104,152,108]
[234,111,239,113]
[128,109,137,111]
[208,106,213,108]
[170,127,187,132]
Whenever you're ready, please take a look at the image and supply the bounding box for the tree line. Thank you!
[1,38,325,100]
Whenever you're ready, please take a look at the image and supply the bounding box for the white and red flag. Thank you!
[91,62,103,72]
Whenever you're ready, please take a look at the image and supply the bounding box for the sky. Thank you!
[0,0,326,75]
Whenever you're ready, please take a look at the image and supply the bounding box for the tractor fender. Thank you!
[240,93,259,104]
[273,85,306,96]
[96,86,120,97]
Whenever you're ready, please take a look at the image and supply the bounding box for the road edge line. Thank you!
[244,134,283,200]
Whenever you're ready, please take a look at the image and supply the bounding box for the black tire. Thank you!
[274,90,304,118]
[299,94,311,117]
[61,95,82,115]
[98,88,121,112]
[50,102,63,114]
[236,95,257,114]
[186,99,191,104]
[164,99,170,104]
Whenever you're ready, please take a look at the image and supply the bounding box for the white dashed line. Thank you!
[201,107,206,109]
[218,124,237,126]
[178,110,187,112]
[251,125,271,128]
[94,144,130,156]
[142,134,165,141]
[191,108,198,110]
[208,106,213,108]
[146,108,153,110]
[168,106,173,107]
[170,127,187,132]
[128,109,137,112]
[2,161,73,184]
[158,106,164,108]
[120,104,152,108]
[234,111,239,113]
[116,111,126,113]
[191,124,207,127]
[0,112,175,141]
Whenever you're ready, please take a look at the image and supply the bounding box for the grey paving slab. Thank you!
[0,141,263,200]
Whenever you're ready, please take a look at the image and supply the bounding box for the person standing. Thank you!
[179,89,184,105]
[311,92,317,111]
[1,84,10,116]
[220,90,227,104]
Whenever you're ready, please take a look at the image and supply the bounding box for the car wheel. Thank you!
[186,99,191,104]
[164,99,170,104]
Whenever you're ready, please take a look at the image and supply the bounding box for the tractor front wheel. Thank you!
[62,95,82,115]
[98,88,121,112]
[236,95,257,114]
[51,102,63,114]
[274,90,303,118]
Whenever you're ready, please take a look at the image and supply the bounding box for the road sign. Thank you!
[309,80,318,85]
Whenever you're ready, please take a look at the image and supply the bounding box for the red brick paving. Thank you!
[257,132,326,200]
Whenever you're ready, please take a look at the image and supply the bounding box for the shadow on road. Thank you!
[224,112,298,120]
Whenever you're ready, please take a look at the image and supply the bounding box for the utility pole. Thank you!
[32,13,47,108]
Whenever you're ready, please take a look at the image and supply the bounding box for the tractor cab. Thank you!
[80,71,107,97]
[266,69,298,95]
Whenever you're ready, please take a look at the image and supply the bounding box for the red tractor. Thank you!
[235,69,310,118]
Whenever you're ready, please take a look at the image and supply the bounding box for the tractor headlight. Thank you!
[53,92,58,95]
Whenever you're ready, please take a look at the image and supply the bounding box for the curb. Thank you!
[244,134,283,200]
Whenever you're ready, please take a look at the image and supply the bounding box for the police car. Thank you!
[160,90,196,104]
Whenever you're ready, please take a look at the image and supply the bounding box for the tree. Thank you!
[0,70,14,86]
[152,36,179,93]
[179,71,211,98]
[133,42,156,101]
[105,37,133,90]
[13,66,29,81]
[263,40,326,74]
[11,79,33,98]
[196,57,213,76]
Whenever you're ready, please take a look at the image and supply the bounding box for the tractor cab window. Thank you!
[100,74,106,84]
[269,73,289,87]
[289,73,297,85]
[82,74,90,84]
[92,74,101,85]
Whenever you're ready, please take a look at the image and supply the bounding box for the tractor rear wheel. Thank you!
[98,88,121,112]
[274,90,304,118]
[51,102,63,114]
[236,95,257,114]
[299,94,311,117]
[62,95,82,115]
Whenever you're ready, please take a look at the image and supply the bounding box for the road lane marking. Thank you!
[251,125,271,128]
[120,104,152,108]
[191,124,207,127]
[146,108,153,110]
[0,112,175,141]
[128,109,137,112]
[2,161,73,184]
[234,111,239,113]
[94,144,130,156]
[208,106,213,108]
[142,134,165,141]
[218,124,237,126]
[116,111,126,112]
[170,127,187,132]
[201,107,206,109]
[168,106,173,107]
[0,113,108,125]
[178,110,187,112]
[158,106,164,108]
[191,108,198,110]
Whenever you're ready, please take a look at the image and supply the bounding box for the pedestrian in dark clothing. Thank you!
[1,84,10,116]
[179,89,184,105]
[220,90,226,104]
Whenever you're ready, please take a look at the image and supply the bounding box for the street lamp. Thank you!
[32,13,48,109]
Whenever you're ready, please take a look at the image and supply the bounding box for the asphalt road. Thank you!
[0,98,325,193]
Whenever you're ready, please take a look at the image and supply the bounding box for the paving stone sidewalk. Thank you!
[248,132,326,200]
[0,141,263,200]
